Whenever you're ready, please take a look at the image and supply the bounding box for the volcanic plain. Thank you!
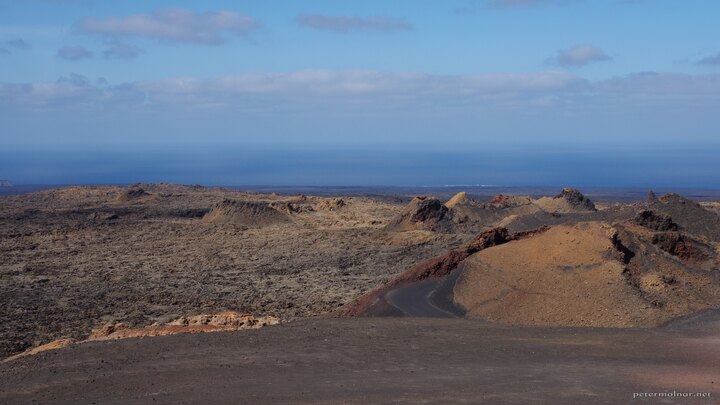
[1,184,720,403]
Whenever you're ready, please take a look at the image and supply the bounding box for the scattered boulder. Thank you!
[203,199,290,227]
[634,210,678,232]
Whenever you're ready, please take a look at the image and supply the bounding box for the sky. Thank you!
[1,0,720,186]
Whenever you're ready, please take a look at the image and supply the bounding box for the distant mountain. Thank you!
[0,180,12,187]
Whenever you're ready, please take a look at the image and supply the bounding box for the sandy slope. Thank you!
[454,222,656,326]
[454,221,720,327]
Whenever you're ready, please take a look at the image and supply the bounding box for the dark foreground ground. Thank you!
[2,315,719,404]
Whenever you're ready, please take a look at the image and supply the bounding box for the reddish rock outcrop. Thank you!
[652,232,708,263]
[489,194,510,205]
[89,312,280,341]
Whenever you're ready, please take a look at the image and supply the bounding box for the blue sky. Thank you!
[1,0,720,185]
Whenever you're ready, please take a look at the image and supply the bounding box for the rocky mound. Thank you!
[534,188,596,213]
[203,199,290,227]
[485,194,534,209]
[444,192,471,209]
[115,187,149,202]
[443,192,492,227]
[634,210,678,232]
[315,197,346,211]
[384,196,453,232]
[453,221,720,327]
[269,201,315,214]
[0,180,12,187]
[649,193,720,242]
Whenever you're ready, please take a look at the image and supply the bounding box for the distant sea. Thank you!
[3,184,720,202]
[2,146,720,195]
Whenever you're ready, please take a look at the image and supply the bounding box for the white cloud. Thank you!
[77,8,259,45]
[595,72,720,101]
[103,44,144,60]
[548,45,611,68]
[6,38,31,50]
[296,15,412,32]
[698,53,720,67]
[3,70,719,112]
[56,46,93,60]
[486,0,572,8]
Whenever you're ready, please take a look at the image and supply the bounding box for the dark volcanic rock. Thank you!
[647,190,657,203]
[411,197,447,223]
[556,188,596,211]
[649,193,720,242]
[385,196,452,232]
[634,210,678,232]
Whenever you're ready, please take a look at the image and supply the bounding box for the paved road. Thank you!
[1,317,719,404]
[384,279,458,318]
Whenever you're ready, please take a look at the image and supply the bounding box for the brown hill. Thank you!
[453,221,720,327]
[203,199,290,227]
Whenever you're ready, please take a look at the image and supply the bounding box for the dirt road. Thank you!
[1,316,719,404]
